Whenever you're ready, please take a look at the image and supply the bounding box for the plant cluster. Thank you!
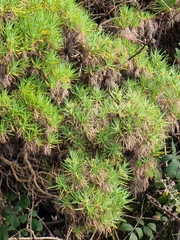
[114,4,152,29]
[0,0,180,239]
[0,0,78,151]
[150,0,179,12]
[55,150,131,238]
[61,82,166,159]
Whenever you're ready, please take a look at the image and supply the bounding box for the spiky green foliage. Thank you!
[150,0,179,12]
[114,4,152,28]
[140,50,180,120]
[0,0,180,239]
[56,150,131,237]
[0,0,78,150]
[60,83,166,161]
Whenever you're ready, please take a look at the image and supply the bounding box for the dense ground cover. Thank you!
[0,0,180,239]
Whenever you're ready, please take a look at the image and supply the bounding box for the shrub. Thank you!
[55,150,131,238]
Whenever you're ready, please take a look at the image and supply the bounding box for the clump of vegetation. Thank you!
[55,150,131,238]
[0,0,180,239]
[150,0,178,12]
[114,4,153,29]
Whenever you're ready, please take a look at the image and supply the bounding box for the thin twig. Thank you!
[37,215,56,238]
[128,42,148,61]
[147,194,180,222]
[124,214,162,221]
[66,227,72,240]
[123,197,146,240]
[153,217,173,240]
[26,188,36,239]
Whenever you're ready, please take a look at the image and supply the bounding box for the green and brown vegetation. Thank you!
[0,0,180,239]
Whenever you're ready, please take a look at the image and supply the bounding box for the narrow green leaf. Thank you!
[135,227,143,239]
[119,223,133,232]
[130,232,138,240]
[171,140,176,155]
[147,223,156,232]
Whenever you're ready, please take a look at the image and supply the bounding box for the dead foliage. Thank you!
[0,63,12,88]
[130,164,150,199]
[88,67,122,88]
[62,27,89,67]
[50,86,69,106]
[77,0,120,25]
